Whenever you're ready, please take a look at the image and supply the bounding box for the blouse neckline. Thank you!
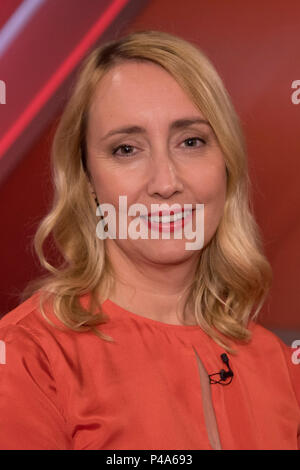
[102,298,202,331]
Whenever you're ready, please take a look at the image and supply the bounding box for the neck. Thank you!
[105,241,199,325]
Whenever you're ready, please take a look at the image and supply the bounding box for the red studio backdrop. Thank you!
[0,0,299,343]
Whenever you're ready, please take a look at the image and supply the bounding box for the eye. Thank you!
[111,144,136,157]
[111,136,206,157]
[181,137,206,148]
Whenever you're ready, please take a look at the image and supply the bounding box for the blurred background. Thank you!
[0,0,299,345]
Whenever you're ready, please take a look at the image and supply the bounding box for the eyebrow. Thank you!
[100,118,212,141]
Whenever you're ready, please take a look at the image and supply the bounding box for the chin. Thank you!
[140,239,198,263]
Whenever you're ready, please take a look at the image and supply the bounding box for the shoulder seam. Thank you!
[0,322,73,444]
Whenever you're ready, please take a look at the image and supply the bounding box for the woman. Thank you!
[0,30,299,450]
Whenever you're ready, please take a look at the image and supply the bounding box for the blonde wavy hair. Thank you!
[21,29,272,354]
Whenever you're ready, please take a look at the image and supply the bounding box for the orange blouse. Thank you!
[0,290,299,450]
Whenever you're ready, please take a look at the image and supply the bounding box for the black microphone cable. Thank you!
[208,353,234,385]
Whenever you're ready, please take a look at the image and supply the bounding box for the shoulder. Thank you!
[0,290,58,336]
[0,291,42,328]
[0,290,108,364]
[0,292,73,449]
[243,321,300,406]
[247,320,296,357]
[0,291,72,362]
[243,320,298,365]
[0,292,42,341]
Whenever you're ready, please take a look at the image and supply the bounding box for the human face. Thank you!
[86,61,227,265]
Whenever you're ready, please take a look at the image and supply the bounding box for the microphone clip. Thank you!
[208,353,234,385]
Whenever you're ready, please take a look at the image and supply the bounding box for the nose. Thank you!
[146,151,184,199]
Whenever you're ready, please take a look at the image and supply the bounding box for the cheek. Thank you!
[92,167,139,209]
[191,163,227,237]
[190,160,227,204]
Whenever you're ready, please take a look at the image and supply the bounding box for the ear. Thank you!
[87,179,96,198]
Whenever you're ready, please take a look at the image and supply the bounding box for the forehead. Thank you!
[88,61,204,129]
